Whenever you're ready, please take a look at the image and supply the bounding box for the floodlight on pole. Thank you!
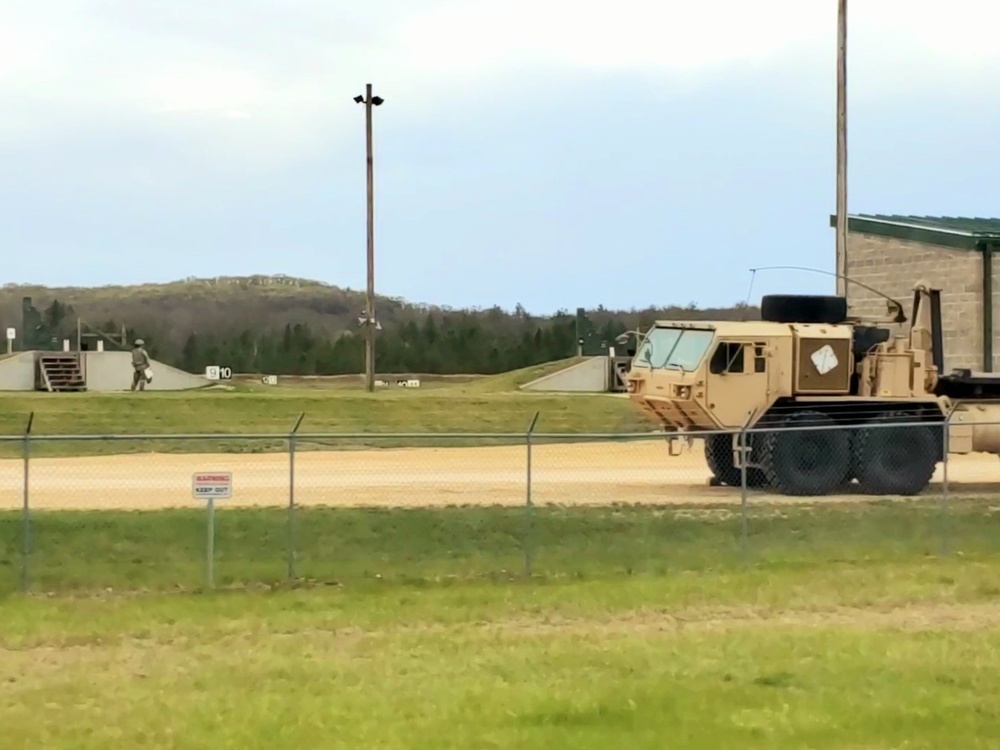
[354,83,384,393]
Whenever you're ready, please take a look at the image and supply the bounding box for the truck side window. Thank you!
[754,343,766,373]
[710,342,745,374]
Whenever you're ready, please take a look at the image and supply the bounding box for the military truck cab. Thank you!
[624,286,1000,498]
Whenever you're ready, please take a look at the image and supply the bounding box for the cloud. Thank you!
[392,0,820,77]
[1,0,998,169]
[390,0,1000,103]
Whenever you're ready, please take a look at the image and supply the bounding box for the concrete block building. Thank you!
[833,214,1000,373]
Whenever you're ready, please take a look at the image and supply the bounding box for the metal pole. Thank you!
[21,411,34,593]
[940,421,950,557]
[364,83,376,393]
[288,436,296,579]
[835,0,848,297]
[739,429,749,564]
[206,496,215,590]
[288,412,305,580]
[524,411,540,578]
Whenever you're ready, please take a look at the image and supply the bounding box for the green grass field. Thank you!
[3,498,997,595]
[0,359,648,457]
[2,500,1000,748]
[3,362,1000,747]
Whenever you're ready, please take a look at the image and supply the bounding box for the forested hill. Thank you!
[0,275,760,375]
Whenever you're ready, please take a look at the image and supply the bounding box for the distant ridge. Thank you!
[0,274,760,373]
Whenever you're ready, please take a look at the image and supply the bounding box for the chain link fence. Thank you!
[2,415,999,595]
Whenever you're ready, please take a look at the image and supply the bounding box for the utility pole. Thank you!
[835,0,848,298]
[354,83,384,392]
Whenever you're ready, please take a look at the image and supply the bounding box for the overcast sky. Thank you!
[2,0,998,313]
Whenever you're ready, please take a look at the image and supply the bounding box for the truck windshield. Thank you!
[634,327,714,372]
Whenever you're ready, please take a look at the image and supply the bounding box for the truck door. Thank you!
[705,340,771,428]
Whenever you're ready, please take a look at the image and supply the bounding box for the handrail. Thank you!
[75,318,128,352]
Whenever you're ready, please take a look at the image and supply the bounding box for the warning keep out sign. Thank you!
[192,472,232,500]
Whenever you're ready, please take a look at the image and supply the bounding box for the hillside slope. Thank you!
[0,275,760,375]
[0,275,759,337]
[0,275,407,344]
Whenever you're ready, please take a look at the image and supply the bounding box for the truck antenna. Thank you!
[746,265,906,323]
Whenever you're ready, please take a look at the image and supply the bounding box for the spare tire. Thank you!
[760,294,848,324]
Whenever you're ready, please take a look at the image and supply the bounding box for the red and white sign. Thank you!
[192,472,232,500]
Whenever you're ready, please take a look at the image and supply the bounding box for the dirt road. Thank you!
[0,439,997,511]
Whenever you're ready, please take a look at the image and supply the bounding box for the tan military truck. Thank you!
[625,283,1000,496]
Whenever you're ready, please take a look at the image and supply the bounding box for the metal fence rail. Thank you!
[1,414,999,594]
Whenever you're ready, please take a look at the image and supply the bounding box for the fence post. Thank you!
[738,426,749,565]
[940,416,950,557]
[287,412,305,581]
[524,411,540,579]
[21,411,34,594]
[206,495,215,590]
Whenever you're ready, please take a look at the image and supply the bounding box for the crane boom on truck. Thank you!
[624,282,1000,497]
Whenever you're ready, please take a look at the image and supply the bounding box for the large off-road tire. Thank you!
[758,410,852,496]
[760,294,848,325]
[852,411,940,496]
[704,433,767,487]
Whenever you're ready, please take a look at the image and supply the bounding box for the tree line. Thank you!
[173,313,631,375]
[13,295,759,375]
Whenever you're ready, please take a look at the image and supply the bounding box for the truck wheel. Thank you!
[853,412,939,495]
[759,410,851,496]
[704,433,767,487]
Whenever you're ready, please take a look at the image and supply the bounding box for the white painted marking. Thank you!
[811,344,839,375]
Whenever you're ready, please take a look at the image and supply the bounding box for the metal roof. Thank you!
[829,213,1000,250]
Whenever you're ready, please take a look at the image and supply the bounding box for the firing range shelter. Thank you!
[0,296,208,392]
[835,214,1000,373]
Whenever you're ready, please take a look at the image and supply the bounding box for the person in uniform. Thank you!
[130,338,151,391]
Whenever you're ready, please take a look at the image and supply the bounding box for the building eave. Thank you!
[829,213,1000,251]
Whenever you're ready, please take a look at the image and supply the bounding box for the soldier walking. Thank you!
[130,338,151,391]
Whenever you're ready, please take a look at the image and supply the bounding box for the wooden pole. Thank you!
[364,84,376,392]
[835,0,848,298]
[354,84,384,392]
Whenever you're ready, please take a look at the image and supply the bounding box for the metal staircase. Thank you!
[37,354,87,392]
